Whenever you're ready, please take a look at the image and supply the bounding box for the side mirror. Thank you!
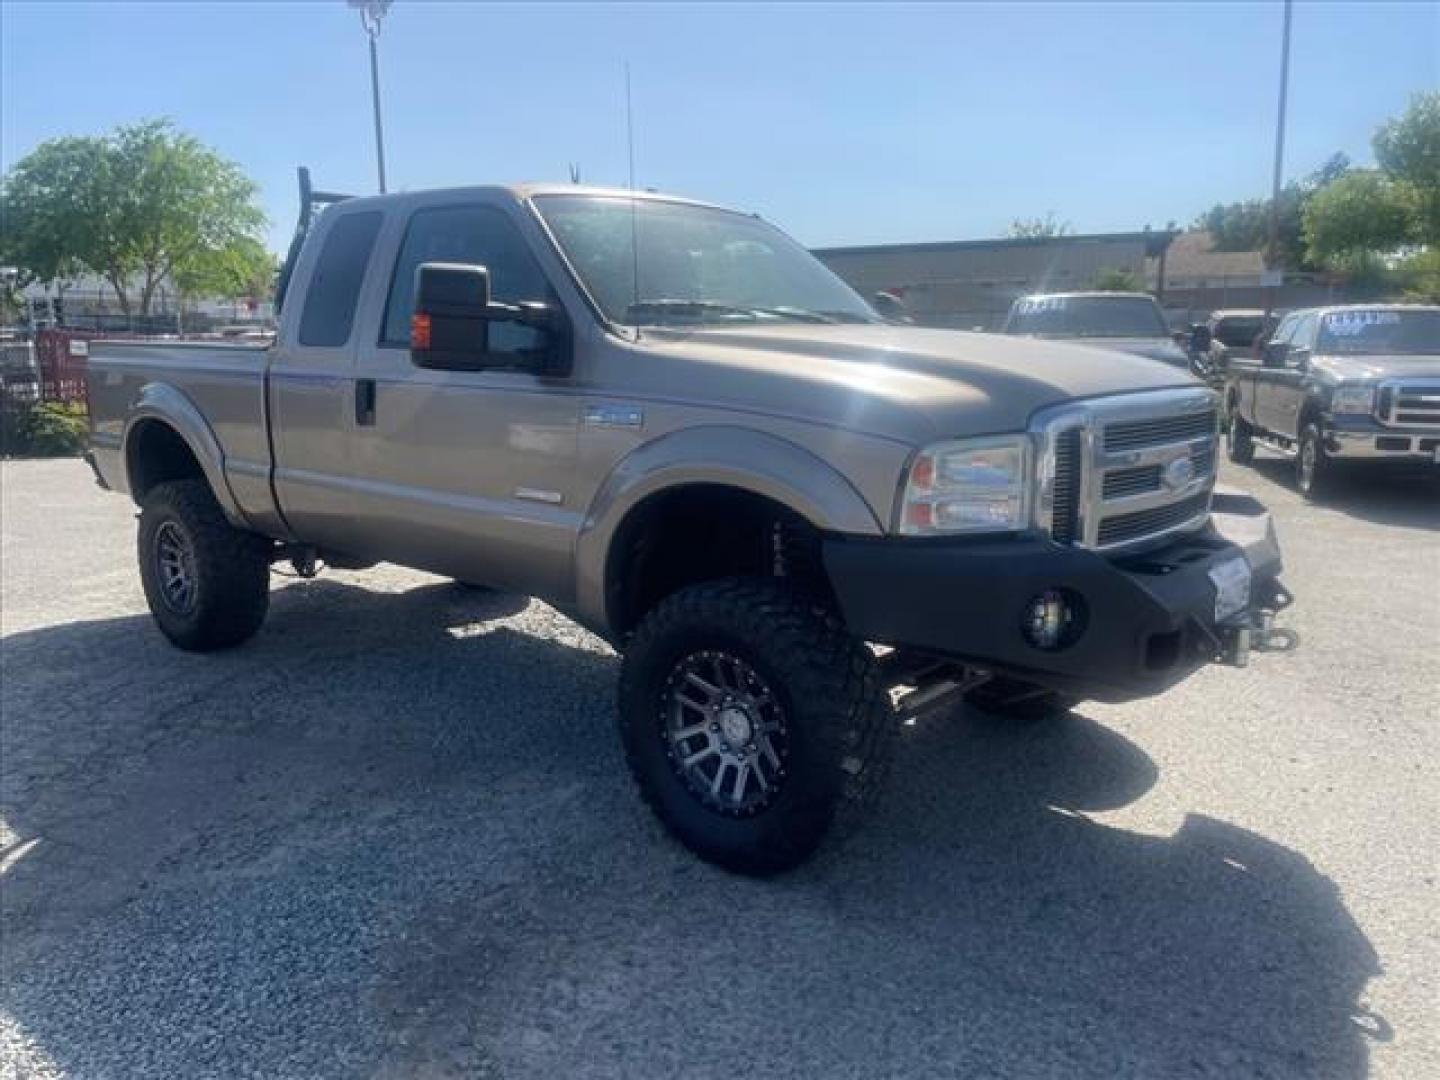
[411,262,563,371]
[1261,341,1290,368]
[1189,324,1212,353]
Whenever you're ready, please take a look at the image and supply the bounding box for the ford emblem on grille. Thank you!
[1163,456,1195,491]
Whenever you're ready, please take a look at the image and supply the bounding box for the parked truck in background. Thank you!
[1002,291,1193,371]
[85,174,1292,873]
[1225,304,1440,498]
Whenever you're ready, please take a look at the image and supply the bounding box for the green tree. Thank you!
[1091,267,1145,292]
[173,236,276,304]
[1302,170,1415,263]
[1373,91,1440,245]
[1195,154,1350,270]
[0,119,266,315]
[1007,212,1071,239]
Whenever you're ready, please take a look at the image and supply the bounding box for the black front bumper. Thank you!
[823,490,1290,703]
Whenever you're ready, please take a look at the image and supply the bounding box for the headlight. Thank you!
[899,435,1030,535]
[1331,385,1375,415]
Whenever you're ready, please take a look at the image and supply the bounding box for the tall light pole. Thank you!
[1264,0,1293,318]
[348,1,392,193]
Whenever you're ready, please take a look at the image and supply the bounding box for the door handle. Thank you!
[355,379,376,426]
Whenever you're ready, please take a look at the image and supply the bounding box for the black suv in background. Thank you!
[1225,304,1440,497]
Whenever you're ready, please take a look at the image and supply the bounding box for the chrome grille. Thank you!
[1100,442,1217,501]
[1050,427,1082,544]
[1097,493,1212,547]
[1380,379,1440,429]
[1193,444,1217,478]
[1104,412,1217,451]
[1034,388,1218,551]
[1103,464,1161,500]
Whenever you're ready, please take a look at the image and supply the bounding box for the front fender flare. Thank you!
[123,383,246,526]
[573,426,887,637]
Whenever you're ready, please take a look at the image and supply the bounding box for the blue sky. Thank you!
[2,1,1435,254]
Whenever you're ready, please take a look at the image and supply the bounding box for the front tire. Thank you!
[618,578,887,876]
[138,480,272,651]
[1296,423,1333,499]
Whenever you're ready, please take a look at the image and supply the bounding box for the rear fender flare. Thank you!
[123,382,246,525]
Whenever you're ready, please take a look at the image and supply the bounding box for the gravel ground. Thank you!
[1,455,1436,1079]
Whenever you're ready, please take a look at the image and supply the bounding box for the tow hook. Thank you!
[1221,607,1298,668]
[1251,608,1299,654]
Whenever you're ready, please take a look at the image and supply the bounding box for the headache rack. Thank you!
[273,166,354,315]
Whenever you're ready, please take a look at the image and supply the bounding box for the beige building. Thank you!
[813,231,1176,330]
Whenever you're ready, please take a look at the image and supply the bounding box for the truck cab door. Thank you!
[268,209,384,549]
[346,200,581,602]
[1259,312,1315,438]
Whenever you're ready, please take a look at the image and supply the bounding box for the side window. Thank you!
[382,205,548,350]
[1289,312,1318,352]
[298,211,382,347]
[1270,314,1298,346]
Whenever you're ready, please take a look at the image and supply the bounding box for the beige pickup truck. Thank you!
[85,173,1292,873]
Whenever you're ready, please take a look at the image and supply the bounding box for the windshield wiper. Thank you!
[624,299,871,326]
[624,299,759,324]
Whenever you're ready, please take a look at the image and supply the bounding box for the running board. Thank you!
[1254,434,1297,457]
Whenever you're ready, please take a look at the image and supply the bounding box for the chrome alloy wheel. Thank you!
[153,520,198,615]
[660,649,790,816]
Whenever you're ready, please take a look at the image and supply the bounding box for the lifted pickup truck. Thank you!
[1225,304,1440,497]
[86,173,1292,874]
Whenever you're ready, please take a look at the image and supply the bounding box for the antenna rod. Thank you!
[626,62,636,191]
[626,62,641,335]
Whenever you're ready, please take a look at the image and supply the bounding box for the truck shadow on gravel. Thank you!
[1,578,1385,1079]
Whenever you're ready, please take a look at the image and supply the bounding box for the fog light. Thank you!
[1022,589,1083,650]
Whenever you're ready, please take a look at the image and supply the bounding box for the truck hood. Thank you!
[635,324,1202,443]
[1008,334,1190,367]
[1311,352,1440,381]
[1090,336,1191,367]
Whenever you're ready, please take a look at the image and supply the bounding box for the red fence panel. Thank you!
[33,329,96,405]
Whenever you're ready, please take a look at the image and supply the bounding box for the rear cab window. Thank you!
[298,211,384,347]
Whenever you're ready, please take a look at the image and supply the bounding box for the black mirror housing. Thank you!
[1189,324,1212,353]
[411,262,569,374]
[1261,341,1289,368]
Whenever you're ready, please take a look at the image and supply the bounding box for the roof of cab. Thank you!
[1292,302,1440,316]
[1015,291,1162,302]
[330,183,738,214]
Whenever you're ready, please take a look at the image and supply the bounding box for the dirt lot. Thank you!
[1,455,1436,1079]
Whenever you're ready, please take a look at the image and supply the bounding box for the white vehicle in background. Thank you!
[1003,291,1192,371]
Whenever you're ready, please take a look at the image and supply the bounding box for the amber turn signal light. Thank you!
[410,312,431,350]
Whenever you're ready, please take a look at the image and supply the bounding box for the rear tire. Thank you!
[1227,406,1256,465]
[137,480,272,651]
[618,578,888,876]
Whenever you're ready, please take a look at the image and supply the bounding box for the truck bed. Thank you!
[87,339,277,529]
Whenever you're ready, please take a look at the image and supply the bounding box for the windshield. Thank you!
[1316,309,1440,356]
[534,195,878,327]
[1007,295,1168,339]
[1213,317,1265,348]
